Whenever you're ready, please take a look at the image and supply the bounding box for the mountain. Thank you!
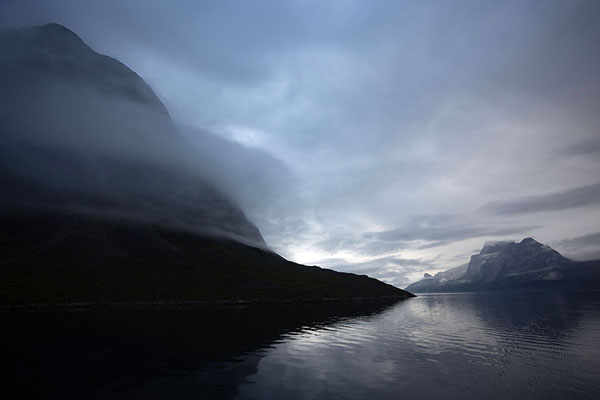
[0,22,266,248]
[405,264,468,293]
[0,23,413,304]
[406,238,600,293]
[0,23,169,116]
[0,212,411,304]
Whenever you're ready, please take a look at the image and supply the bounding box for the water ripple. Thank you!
[237,292,600,400]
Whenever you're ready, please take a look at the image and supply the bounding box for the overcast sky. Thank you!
[2,0,599,287]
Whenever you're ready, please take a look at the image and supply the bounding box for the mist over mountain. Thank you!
[406,238,600,293]
[0,23,412,304]
[0,22,269,247]
[1,4,599,399]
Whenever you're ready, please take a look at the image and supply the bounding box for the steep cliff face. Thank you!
[406,238,600,293]
[462,238,570,283]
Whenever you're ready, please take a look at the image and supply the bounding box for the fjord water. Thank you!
[5,292,600,399]
[238,292,600,399]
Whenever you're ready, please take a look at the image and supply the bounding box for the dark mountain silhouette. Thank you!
[0,23,412,304]
[406,238,600,293]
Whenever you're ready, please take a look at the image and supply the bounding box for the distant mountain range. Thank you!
[0,23,412,304]
[406,238,600,293]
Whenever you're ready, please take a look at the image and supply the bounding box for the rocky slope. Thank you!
[406,238,600,293]
[0,23,413,304]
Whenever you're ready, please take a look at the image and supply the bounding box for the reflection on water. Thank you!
[4,292,600,399]
[2,300,399,399]
[239,292,600,400]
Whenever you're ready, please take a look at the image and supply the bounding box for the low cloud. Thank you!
[0,26,296,249]
[551,232,600,261]
[316,214,535,256]
[314,255,434,288]
[481,183,600,215]
[560,138,600,159]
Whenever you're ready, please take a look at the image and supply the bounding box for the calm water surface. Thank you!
[4,292,600,399]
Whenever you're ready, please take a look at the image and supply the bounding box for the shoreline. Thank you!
[0,294,415,310]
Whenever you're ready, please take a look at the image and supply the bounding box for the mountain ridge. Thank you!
[406,238,600,293]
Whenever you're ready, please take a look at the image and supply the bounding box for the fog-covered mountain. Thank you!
[406,238,600,293]
[0,22,265,246]
[0,23,412,304]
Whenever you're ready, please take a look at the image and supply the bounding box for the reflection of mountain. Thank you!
[2,299,401,399]
[237,292,600,399]
[406,238,600,293]
[447,291,591,333]
[0,23,412,303]
[461,290,600,387]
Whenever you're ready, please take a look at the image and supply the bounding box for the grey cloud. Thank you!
[178,126,297,219]
[561,138,600,158]
[315,255,433,288]
[551,232,600,261]
[0,0,404,85]
[317,214,535,256]
[1,1,599,281]
[482,183,600,216]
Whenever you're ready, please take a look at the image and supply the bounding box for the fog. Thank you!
[0,24,295,248]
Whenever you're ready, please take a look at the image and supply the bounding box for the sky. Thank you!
[2,0,599,287]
